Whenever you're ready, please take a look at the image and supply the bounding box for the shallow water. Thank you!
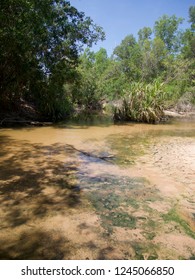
[0,118,195,259]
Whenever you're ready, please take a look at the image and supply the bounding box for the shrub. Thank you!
[113,80,168,123]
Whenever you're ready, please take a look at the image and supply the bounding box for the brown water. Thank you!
[0,118,195,259]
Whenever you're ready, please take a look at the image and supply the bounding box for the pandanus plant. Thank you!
[113,80,167,123]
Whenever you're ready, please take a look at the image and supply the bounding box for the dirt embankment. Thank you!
[0,99,52,127]
[164,93,195,119]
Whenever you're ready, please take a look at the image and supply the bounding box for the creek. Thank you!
[0,117,195,259]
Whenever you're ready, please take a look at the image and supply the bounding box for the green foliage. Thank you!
[77,6,195,120]
[1,1,194,122]
[76,67,99,110]
[109,9,194,116]
[140,37,167,82]
[154,15,183,53]
[182,29,195,59]
[96,60,128,100]
[138,27,152,45]
[181,6,195,59]
[75,48,112,110]
[0,0,105,119]
[164,57,192,96]
[113,80,167,123]
[113,35,142,80]
[189,6,195,30]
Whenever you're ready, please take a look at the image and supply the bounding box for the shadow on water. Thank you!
[0,230,70,260]
[0,135,83,259]
[0,133,157,260]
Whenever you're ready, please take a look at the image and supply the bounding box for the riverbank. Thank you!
[0,99,52,127]
[1,92,195,127]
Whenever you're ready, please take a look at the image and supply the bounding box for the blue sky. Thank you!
[70,0,194,56]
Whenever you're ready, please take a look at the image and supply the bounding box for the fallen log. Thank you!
[66,144,115,162]
[163,110,185,118]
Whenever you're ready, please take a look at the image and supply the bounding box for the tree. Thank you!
[154,15,183,53]
[182,6,195,59]
[0,0,105,118]
[189,6,195,31]
[75,48,111,109]
[139,36,169,82]
[180,6,195,97]
[74,49,96,109]
[113,35,142,80]
[137,27,167,81]
[98,59,127,100]
[138,27,152,46]
[94,48,109,75]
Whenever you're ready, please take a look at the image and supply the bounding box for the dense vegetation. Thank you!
[0,0,105,120]
[0,1,195,123]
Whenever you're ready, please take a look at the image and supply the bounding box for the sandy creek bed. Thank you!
[0,119,195,259]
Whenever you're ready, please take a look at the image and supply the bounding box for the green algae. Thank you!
[102,211,136,229]
[131,242,159,260]
[162,208,195,239]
